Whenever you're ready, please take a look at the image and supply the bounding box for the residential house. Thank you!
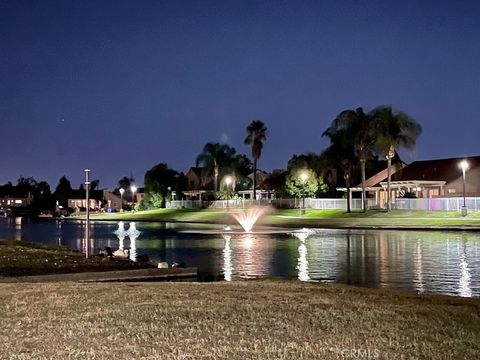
[67,189,122,212]
[342,156,480,208]
[183,167,214,200]
[0,188,34,208]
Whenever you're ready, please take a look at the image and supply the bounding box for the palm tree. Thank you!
[321,127,356,212]
[323,108,375,212]
[196,142,235,192]
[371,106,422,211]
[244,120,267,200]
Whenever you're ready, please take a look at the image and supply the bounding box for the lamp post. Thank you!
[225,176,233,209]
[459,160,469,216]
[84,169,91,258]
[119,188,125,212]
[300,171,309,215]
[131,185,137,210]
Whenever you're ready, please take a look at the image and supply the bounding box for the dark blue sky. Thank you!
[1,0,479,189]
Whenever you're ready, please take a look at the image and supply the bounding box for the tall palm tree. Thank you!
[371,106,422,211]
[323,108,375,212]
[196,142,235,192]
[244,120,267,200]
[320,129,355,212]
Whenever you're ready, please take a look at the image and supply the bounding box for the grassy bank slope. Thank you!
[0,240,152,277]
[1,280,479,359]
[88,208,480,229]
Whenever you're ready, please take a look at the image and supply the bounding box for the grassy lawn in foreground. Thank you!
[0,280,478,359]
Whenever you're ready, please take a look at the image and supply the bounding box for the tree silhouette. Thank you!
[196,142,235,192]
[323,108,375,212]
[244,120,267,200]
[371,106,422,211]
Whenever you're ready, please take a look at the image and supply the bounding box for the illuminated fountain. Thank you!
[230,206,267,233]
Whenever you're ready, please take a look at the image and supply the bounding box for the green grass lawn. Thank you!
[1,280,479,359]
[87,208,480,229]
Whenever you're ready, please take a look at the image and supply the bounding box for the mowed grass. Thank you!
[90,208,233,224]
[0,280,479,359]
[89,208,480,229]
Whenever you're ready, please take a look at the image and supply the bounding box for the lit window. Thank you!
[15,200,22,204]
[448,189,456,194]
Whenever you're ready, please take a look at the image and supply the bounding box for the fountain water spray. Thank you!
[231,206,267,233]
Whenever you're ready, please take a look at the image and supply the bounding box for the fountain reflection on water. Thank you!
[113,221,141,261]
[292,228,314,281]
[222,234,233,281]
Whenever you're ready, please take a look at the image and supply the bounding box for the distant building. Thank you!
[0,190,34,208]
[67,189,122,211]
[341,156,480,208]
[390,156,480,198]
[185,167,213,190]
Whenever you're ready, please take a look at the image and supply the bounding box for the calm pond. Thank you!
[1,218,479,297]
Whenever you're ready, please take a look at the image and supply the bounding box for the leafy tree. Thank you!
[55,176,72,196]
[285,168,325,198]
[144,163,180,208]
[16,176,37,192]
[53,176,73,208]
[263,171,287,198]
[115,176,135,196]
[196,142,236,192]
[244,120,267,200]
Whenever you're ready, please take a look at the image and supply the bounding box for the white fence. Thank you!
[167,197,480,211]
[393,197,480,211]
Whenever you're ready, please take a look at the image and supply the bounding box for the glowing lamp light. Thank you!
[300,171,309,182]
[459,160,469,172]
[458,160,469,216]
[131,185,137,207]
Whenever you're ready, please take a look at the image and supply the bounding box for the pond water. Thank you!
[1,218,479,297]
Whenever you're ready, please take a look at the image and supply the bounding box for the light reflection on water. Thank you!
[1,218,480,297]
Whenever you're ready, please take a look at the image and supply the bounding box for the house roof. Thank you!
[68,189,104,200]
[186,167,203,178]
[392,156,480,183]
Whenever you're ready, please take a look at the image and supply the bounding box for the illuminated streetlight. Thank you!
[131,185,137,210]
[300,171,309,215]
[225,176,233,209]
[84,169,91,258]
[119,188,125,211]
[459,160,469,216]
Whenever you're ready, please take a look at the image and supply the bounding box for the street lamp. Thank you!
[300,171,309,215]
[84,169,91,258]
[225,176,233,209]
[459,160,469,216]
[130,185,137,210]
[119,188,125,211]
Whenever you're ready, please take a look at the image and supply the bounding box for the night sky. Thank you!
[1,0,479,189]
